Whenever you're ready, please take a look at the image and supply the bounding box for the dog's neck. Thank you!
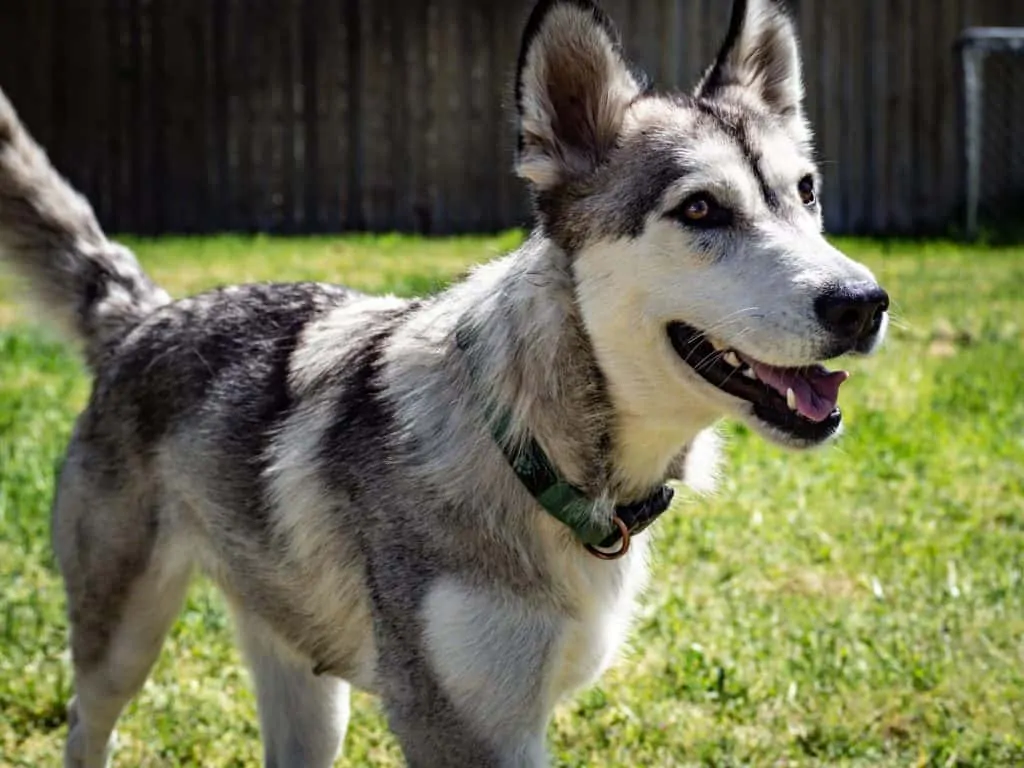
[456,232,711,502]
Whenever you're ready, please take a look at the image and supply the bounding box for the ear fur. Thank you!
[514,0,647,190]
[697,0,806,129]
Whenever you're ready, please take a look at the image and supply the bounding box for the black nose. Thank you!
[814,282,890,342]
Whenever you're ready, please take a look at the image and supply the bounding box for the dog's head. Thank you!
[515,0,889,449]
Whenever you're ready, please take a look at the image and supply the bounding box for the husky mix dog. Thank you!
[0,0,888,765]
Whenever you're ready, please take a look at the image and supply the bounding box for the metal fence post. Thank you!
[958,28,1024,241]
[962,45,984,241]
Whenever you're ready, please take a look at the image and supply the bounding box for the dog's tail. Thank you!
[0,89,169,369]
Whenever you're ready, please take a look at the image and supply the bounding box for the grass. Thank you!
[1,233,1022,767]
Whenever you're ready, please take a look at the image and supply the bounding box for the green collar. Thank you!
[456,325,674,552]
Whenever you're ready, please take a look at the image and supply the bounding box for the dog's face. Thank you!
[515,0,889,449]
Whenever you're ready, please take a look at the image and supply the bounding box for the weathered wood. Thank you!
[845,1,867,233]
[866,0,889,233]
[819,0,843,228]
[0,0,1018,235]
[909,0,930,231]
[359,0,390,232]
[683,0,704,88]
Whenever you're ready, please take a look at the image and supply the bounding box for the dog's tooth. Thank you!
[723,351,741,368]
[742,366,757,379]
[786,388,797,411]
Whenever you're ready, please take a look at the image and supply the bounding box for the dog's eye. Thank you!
[685,198,709,220]
[798,175,816,206]
[670,193,732,229]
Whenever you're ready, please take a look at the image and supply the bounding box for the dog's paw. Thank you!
[64,697,116,768]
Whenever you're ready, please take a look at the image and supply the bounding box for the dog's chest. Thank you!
[544,536,649,699]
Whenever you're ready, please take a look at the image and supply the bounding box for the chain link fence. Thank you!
[959,28,1024,241]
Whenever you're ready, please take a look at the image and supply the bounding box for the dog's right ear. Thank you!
[696,0,807,137]
[514,0,647,191]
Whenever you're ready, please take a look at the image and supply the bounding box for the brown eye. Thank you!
[684,196,710,221]
[667,192,733,228]
[798,175,816,206]
[669,193,731,229]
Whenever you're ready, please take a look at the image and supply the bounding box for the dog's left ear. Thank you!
[696,0,806,132]
[514,0,648,190]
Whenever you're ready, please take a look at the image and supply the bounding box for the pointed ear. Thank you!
[514,0,647,190]
[697,0,805,126]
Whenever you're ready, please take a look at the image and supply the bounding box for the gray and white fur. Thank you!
[0,1,888,766]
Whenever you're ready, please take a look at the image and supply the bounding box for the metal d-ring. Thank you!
[584,516,631,560]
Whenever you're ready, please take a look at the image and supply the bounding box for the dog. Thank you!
[0,0,888,765]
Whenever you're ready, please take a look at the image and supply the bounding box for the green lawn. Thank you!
[1,234,1022,767]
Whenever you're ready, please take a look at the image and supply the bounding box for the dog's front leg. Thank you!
[378,575,558,767]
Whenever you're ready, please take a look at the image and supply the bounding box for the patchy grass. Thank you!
[1,234,1022,767]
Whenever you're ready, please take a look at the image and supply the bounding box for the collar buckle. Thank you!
[585,516,631,560]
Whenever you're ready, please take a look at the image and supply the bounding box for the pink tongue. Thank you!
[748,362,850,422]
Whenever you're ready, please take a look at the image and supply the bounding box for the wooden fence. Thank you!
[1,0,1023,236]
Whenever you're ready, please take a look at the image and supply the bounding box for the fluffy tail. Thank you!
[0,89,168,369]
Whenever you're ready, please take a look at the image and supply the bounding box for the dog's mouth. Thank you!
[666,322,849,443]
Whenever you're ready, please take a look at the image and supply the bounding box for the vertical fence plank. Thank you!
[428,0,461,233]
[165,0,210,233]
[682,0,704,87]
[401,0,429,233]
[281,0,300,233]
[140,0,160,233]
[423,0,442,233]
[626,0,660,82]
[885,0,905,232]
[359,0,392,231]
[244,2,269,231]
[109,0,134,233]
[661,0,681,90]
[225,0,250,230]
[193,0,212,233]
[209,0,231,232]
[313,0,349,232]
[912,0,936,232]
[441,0,468,233]
[266,0,285,232]
[819,0,843,229]
[472,1,501,232]
[462,0,486,231]
[895,0,916,233]
[936,0,965,229]
[300,0,319,231]
[843,3,866,232]
[390,0,411,232]
[342,0,363,230]
[385,0,411,232]
[866,0,887,232]
[105,0,123,232]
